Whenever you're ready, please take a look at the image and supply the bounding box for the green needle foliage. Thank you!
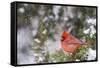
[73,45,88,61]
[49,49,72,62]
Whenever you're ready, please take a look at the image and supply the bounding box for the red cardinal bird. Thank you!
[61,31,83,53]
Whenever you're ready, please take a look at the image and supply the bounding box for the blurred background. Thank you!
[17,3,97,64]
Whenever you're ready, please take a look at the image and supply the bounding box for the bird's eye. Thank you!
[62,36,65,39]
[61,36,65,41]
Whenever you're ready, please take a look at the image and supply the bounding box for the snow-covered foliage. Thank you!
[53,6,61,20]
[86,48,96,60]
[83,18,96,37]
[86,18,96,26]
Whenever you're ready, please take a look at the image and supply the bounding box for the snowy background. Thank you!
[17,3,97,64]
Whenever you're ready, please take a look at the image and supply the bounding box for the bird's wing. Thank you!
[69,35,83,44]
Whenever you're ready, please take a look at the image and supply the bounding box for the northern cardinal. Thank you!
[61,31,83,53]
